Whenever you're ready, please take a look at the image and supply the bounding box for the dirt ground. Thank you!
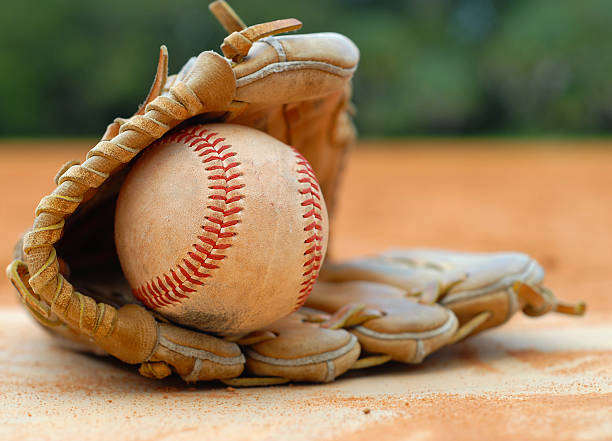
[0,139,610,441]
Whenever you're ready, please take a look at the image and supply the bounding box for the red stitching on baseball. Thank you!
[146,282,164,307]
[292,148,324,311]
[132,126,243,309]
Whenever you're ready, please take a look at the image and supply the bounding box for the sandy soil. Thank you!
[0,139,610,441]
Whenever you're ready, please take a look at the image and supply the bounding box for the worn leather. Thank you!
[7,1,582,385]
[306,281,458,363]
[115,123,328,334]
[320,249,570,337]
[241,311,360,383]
[7,2,360,384]
[228,32,358,215]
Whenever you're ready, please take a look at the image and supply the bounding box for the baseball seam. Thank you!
[130,127,323,315]
[293,148,324,311]
[132,127,244,309]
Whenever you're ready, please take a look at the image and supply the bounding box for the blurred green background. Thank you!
[1,0,612,138]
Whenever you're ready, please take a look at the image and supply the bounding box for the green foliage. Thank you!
[0,0,611,136]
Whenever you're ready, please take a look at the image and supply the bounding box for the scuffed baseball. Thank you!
[115,123,328,335]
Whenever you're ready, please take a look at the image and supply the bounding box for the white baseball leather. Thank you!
[115,123,329,335]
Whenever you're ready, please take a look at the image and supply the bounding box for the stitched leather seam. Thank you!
[353,313,458,340]
[293,148,324,311]
[132,127,244,309]
[236,61,356,87]
[440,260,541,305]
[245,334,357,366]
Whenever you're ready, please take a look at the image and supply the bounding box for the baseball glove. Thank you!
[7,1,584,385]
[8,0,360,385]
[308,250,584,368]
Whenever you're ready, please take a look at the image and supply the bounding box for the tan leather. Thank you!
[115,123,328,334]
[229,32,358,215]
[241,311,360,382]
[7,2,359,384]
[8,1,580,385]
[189,27,358,214]
[148,323,245,381]
[7,260,246,380]
[221,19,303,62]
[306,281,458,363]
[14,49,235,360]
[209,0,247,34]
[321,250,584,338]
[231,33,359,103]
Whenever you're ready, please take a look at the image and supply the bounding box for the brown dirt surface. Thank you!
[1,139,611,441]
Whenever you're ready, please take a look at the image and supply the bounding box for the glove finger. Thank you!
[382,249,544,292]
[322,249,526,338]
[235,311,360,384]
[148,322,245,382]
[423,250,547,335]
[7,261,246,383]
[307,281,458,364]
[320,255,465,298]
[322,250,584,342]
[231,33,358,105]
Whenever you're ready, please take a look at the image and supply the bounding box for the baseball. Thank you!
[114,123,329,335]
